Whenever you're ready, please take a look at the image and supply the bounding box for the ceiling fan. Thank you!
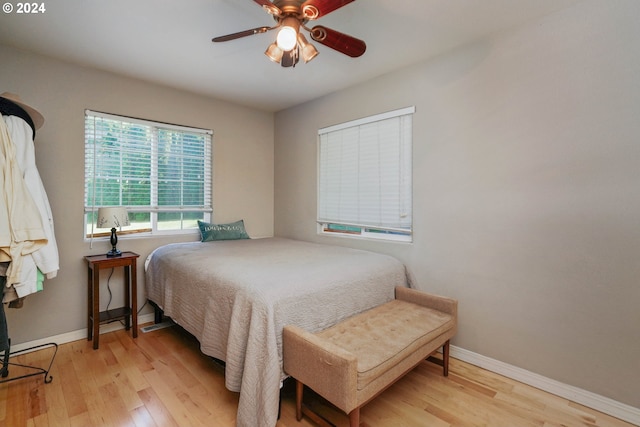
[212,0,366,67]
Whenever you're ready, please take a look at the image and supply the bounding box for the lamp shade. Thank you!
[96,207,130,229]
[265,42,284,63]
[297,33,319,63]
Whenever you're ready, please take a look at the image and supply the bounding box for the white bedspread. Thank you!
[145,237,409,427]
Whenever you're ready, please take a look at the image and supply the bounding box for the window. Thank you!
[317,106,414,242]
[84,110,212,237]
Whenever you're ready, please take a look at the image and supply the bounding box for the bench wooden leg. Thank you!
[426,340,451,376]
[295,378,359,427]
[348,407,360,427]
[295,379,304,421]
[443,339,450,377]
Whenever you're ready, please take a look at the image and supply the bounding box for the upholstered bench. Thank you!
[283,286,457,427]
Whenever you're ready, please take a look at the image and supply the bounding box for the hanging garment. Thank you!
[0,117,47,299]
[4,115,59,280]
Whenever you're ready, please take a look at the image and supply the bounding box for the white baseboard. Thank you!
[8,321,638,426]
[8,313,155,353]
[450,345,640,426]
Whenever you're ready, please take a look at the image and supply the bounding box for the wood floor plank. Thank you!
[26,382,47,419]
[78,373,118,427]
[129,404,158,427]
[137,386,180,427]
[3,374,30,426]
[143,367,208,427]
[0,376,6,420]
[368,392,451,427]
[57,356,88,418]
[1,323,636,427]
[568,401,638,427]
[108,339,152,394]
[67,410,92,427]
[42,370,71,427]
[99,380,137,427]
[109,365,145,412]
[30,411,49,427]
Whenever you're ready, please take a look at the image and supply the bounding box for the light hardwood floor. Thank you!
[0,323,634,427]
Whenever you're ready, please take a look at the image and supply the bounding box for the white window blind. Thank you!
[84,110,212,235]
[318,107,414,238]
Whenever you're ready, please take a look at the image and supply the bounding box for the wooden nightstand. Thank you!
[84,251,139,350]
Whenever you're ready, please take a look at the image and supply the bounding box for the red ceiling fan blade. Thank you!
[212,26,273,42]
[309,25,366,57]
[253,0,282,16]
[301,0,355,19]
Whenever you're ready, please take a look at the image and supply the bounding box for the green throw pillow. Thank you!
[198,219,250,242]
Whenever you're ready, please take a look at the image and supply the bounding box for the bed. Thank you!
[144,237,409,427]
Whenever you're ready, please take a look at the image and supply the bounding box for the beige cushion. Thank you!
[316,299,454,390]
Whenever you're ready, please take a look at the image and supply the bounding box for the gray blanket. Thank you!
[145,237,408,427]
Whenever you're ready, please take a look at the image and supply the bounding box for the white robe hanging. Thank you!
[4,115,59,281]
[0,117,47,298]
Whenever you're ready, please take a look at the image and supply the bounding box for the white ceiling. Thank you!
[0,0,580,112]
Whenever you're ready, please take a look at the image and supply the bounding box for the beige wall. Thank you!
[274,0,640,407]
[1,44,274,343]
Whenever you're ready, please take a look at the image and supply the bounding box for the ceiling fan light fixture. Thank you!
[265,42,284,63]
[213,1,366,66]
[297,32,319,63]
[276,16,300,51]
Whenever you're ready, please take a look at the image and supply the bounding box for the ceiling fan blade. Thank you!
[301,0,355,19]
[253,0,282,16]
[309,25,366,57]
[212,26,272,42]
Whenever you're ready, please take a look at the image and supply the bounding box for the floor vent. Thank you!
[140,320,175,333]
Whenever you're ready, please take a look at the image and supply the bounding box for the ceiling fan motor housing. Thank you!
[272,0,314,17]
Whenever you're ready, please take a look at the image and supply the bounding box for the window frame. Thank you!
[84,110,213,239]
[317,106,414,243]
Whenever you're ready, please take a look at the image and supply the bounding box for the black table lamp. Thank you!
[96,207,130,257]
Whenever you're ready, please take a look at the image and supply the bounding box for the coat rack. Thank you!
[0,281,57,385]
[1,94,59,385]
[0,339,58,384]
